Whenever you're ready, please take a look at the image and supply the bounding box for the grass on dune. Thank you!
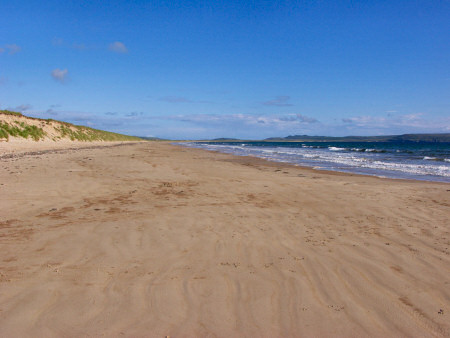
[0,120,46,141]
[0,110,142,142]
[54,124,142,142]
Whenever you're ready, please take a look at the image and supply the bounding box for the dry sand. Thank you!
[0,141,449,337]
[0,138,140,155]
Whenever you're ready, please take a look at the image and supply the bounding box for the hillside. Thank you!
[265,133,450,143]
[0,110,142,142]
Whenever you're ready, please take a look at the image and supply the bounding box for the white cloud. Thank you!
[22,108,449,141]
[340,113,450,133]
[160,113,318,129]
[125,112,144,117]
[279,114,317,123]
[51,68,68,83]
[108,41,128,54]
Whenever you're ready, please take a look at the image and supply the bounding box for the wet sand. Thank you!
[0,141,449,336]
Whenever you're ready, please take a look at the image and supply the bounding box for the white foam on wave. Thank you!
[371,161,449,177]
[181,142,450,181]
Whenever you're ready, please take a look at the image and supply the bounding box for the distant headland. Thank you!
[209,133,450,143]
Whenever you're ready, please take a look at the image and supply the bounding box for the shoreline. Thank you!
[1,142,449,336]
[178,141,450,184]
[175,142,449,186]
[2,139,448,185]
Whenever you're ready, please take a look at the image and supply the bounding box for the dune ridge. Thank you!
[0,110,141,144]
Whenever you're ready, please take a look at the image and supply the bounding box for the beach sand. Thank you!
[0,141,449,336]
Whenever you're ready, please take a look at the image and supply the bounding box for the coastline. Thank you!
[1,141,449,336]
[181,141,450,183]
[178,142,448,185]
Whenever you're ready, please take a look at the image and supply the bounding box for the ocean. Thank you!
[181,141,450,183]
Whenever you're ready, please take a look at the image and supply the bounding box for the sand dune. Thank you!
[0,142,449,336]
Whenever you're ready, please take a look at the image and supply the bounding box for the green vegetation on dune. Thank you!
[0,110,24,118]
[54,124,142,142]
[0,110,142,142]
[0,120,46,141]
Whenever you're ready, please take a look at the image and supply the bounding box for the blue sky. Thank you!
[1,0,449,139]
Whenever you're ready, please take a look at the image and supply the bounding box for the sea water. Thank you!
[181,141,450,183]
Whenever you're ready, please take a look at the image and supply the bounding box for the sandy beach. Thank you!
[0,141,449,337]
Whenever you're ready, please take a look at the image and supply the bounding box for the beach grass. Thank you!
[0,110,142,142]
[0,120,46,141]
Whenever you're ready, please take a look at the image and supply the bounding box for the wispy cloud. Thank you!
[262,96,293,107]
[72,43,87,50]
[141,112,320,139]
[52,38,90,51]
[158,95,213,104]
[6,44,21,54]
[109,41,128,54]
[52,38,64,46]
[125,112,144,117]
[159,96,193,103]
[23,108,449,141]
[7,104,32,112]
[340,113,450,133]
[27,109,157,137]
[51,68,68,83]
[160,113,318,128]
[0,44,21,55]
[279,114,318,123]
[45,109,58,115]
[53,39,129,53]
